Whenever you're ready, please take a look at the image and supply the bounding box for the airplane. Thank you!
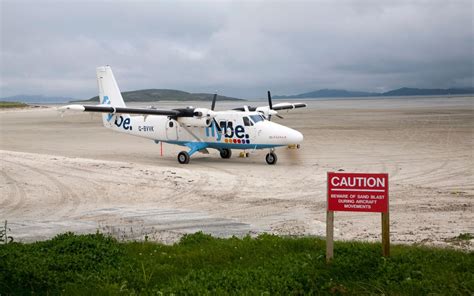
[59,66,306,165]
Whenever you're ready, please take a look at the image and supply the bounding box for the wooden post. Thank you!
[382,179,390,257]
[382,212,390,257]
[326,210,334,263]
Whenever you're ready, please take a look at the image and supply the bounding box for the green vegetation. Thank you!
[445,233,474,249]
[0,101,28,108]
[456,233,474,241]
[0,232,472,295]
[78,89,244,103]
[0,221,14,244]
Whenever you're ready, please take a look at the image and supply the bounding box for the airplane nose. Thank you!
[291,130,304,143]
[286,128,303,144]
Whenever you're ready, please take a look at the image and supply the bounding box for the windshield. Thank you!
[243,116,253,126]
[249,114,264,124]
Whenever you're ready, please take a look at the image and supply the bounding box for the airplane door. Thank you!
[166,120,178,140]
[242,116,256,144]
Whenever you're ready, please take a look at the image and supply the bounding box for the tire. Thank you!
[265,152,278,165]
[220,148,232,159]
[177,151,190,164]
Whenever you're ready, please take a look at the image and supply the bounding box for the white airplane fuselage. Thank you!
[105,110,303,151]
[59,66,305,164]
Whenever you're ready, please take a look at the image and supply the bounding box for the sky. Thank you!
[1,0,473,99]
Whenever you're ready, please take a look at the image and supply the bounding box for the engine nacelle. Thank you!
[256,106,278,119]
[177,117,212,127]
[193,108,216,119]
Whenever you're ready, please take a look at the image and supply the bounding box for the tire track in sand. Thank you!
[3,159,81,218]
[0,170,27,216]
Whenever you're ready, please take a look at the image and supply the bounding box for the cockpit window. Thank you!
[243,117,253,126]
[249,115,264,124]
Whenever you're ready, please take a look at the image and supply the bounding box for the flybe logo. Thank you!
[206,121,251,144]
[114,115,132,130]
[102,95,131,130]
[101,96,110,104]
[102,96,114,122]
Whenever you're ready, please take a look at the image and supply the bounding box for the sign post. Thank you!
[382,211,390,257]
[326,172,389,263]
[326,210,334,262]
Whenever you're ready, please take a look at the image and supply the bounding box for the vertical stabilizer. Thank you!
[96,66,128,126]
[96,66,126,107]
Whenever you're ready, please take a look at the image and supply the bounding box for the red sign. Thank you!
[327,172,388,212]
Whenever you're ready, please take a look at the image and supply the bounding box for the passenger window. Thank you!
[243,117,253,126]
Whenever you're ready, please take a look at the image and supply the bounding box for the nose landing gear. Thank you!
[265,150,278,165]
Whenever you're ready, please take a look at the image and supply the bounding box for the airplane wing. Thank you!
[58,104,182,116]
[233,102,307,112]
[271,102,307,111]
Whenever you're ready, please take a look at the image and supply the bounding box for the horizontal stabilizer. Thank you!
[57,105,86,112]
[58,104,180,117]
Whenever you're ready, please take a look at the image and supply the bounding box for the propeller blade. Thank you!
[267,91,274,121]
[211,93,217,111]
[267,90,273,110]
[276,114,284,119]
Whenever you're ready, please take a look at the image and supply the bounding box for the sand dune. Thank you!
[0,97,472,249]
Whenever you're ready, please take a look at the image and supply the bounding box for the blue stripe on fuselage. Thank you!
[162,141,284,150]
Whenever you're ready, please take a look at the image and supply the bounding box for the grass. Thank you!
[0,101,28,108]
[0,232,472,295]
[456,233,474,241]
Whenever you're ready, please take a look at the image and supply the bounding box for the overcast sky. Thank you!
[1,0,473,99]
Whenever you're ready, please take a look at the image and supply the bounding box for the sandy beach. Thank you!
[1,97,472,249]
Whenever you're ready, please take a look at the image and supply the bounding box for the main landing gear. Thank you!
[177,151,190,164]
[219,148,232,159]
[177,148,278,165]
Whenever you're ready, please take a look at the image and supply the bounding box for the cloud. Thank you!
[1,0,472,99]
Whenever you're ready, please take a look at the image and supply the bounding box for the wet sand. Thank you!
[1,97,473,249]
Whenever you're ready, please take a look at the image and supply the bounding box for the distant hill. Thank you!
[0,95,73,103]
[274,89,376,99]
[274,87,474,99]
[78,89,243,103]
[381,87,474,96]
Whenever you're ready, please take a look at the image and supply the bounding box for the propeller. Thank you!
[211,93,217,111]
[267,90,273,110]
[210,93,222,133]
[267,90,274,121]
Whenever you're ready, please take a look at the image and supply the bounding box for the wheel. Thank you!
[265,152,277,165]
[220,148,232,159]
[177,151,190,164]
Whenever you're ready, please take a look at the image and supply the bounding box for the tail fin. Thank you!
[96,66,126,107]
[96,66,128,126]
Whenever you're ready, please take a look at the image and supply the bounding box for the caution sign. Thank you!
[326,172,391,262]
[327,172,388,213]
